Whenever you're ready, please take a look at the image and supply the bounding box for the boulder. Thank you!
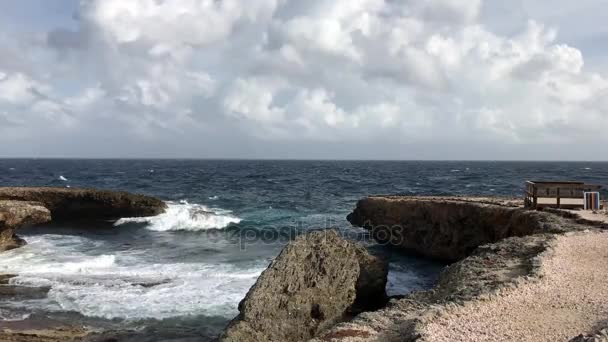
[0,187,166,221]
[221,230,388,342]
[0,201,51,251]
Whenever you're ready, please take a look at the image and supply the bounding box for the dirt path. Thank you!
[420,231,608,341]
[572,209,608,225]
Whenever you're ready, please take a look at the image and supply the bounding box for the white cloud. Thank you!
[224,77,287,123]
[0,72,39,104]
[86,0,277,47]
[1,0,607,158]
[414,0,483,24]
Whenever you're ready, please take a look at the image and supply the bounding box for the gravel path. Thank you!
[421,231,608,342]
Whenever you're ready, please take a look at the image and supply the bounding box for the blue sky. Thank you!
[0,0,607,160]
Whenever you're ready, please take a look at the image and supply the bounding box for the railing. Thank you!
[524,181,602,209]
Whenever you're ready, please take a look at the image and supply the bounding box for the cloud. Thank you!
[0,72,40,104]
[0,0,607,158]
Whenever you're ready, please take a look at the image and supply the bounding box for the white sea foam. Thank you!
[0,235,264,320]
[0,310,31,321]
[59,175,68,181]
[114,201,241,231]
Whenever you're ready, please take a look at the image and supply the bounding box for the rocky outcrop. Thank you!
[0,201,51,251]
[0,187,166,252]
[313,233,559,342]
[0,187,166,221]
[313,196,606,341]
[347,196,568,262]
[571,328,608,342]
[221,230,388,342]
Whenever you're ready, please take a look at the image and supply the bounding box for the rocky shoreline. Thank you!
[219,196,606,341]
[1,191,606,341]
[0,187,168,341]
[314,197,606,341]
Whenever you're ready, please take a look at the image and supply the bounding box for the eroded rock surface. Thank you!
[347,196,568,262]
[0,201,51,251]
[221,230,388,342]
[0,187,166,221]
[571,328,608,342]
[313,233,556,342]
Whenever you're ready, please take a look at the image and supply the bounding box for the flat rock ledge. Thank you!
[313,196,607,342]
[0,187,166,220]
[347,196,570,262]
[0,187,166,251]
[221,230,388,342]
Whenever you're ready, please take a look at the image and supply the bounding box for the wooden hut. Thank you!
[524,181,602,210]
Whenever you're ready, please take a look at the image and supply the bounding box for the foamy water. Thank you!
[0,233,265,320]
[114,201,242,231]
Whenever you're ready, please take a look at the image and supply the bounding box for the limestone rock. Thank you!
[347,196,565,262]
[0,201,51,251]
[0,187,166,221]
[221,230,388,342]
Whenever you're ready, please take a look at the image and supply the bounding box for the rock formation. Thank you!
[0,187,166,252]
[571,328,608,342]
[0,201,51,251]
[347,196,567,262]
[221,230,388,342]
[0,187,166,221]
[314,196,607,341]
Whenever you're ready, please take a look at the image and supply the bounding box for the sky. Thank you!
[0,0,607,160]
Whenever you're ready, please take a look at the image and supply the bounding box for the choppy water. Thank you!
[0,159,606,340]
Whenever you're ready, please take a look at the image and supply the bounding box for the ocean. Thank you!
[0,159,606,340]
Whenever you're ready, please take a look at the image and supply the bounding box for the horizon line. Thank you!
[1,157,607,163]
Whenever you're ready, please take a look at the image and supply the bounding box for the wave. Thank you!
[0,235,265,320]
[0,309,31,321]
[114,201,241,231]
[59,175,68,181]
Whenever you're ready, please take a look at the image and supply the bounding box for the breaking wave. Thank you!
[114,201,242,231]
[0,235,264,320]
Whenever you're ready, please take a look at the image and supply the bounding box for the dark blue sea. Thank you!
[0,159,606,340]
